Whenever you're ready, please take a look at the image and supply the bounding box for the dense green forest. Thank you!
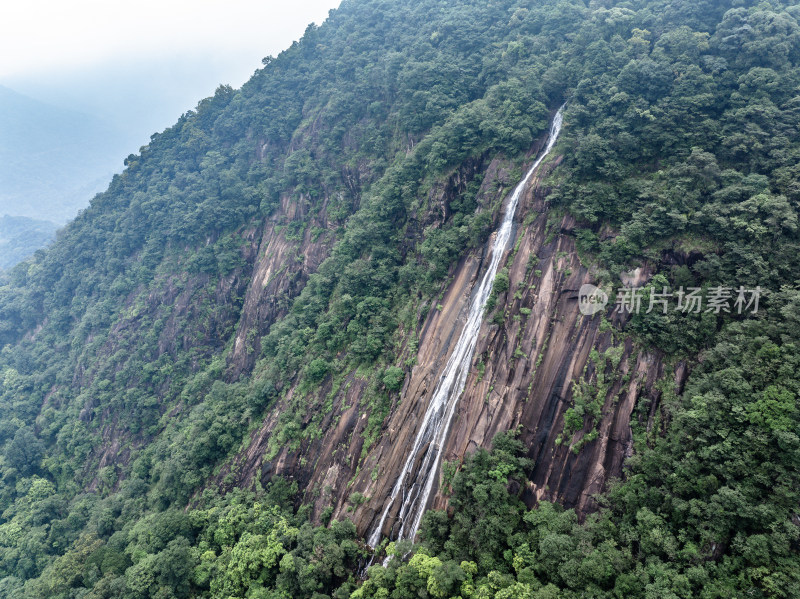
[0,0,798,597]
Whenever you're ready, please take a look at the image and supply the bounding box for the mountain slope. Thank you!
[0,0,798,597]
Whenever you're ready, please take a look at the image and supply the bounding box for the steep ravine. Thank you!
[222,145,685,542]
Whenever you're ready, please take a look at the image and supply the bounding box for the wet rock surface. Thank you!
[219,148,685,541]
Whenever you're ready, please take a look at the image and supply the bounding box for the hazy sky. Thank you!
[0,0,340,83]
[0,0,341,152]
[0,0,342,223]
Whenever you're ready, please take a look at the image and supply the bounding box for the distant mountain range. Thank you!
[0,85,126,223]
[1,61,255,262]
[0,214,58,270]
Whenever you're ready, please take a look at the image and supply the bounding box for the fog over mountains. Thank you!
[0,85,125,224]
[0,0,337,268]
[1,52,248,224]
[0,56,260,267]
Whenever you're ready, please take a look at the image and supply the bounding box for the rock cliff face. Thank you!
[349,160,686,538]
[218,137,685,540]
[227,194,334,379]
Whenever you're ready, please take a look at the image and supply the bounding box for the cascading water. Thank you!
[367,107,565,551]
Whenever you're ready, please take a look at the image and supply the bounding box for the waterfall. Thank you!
[367,107,565,551]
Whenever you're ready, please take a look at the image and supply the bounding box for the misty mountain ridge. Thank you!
[0,214,58,270]
[0,85,127,223]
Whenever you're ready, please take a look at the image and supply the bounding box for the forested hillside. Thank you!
[0,0,798,597]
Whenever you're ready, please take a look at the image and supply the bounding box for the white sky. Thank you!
[0,0,340,82]
[0,0,342,153]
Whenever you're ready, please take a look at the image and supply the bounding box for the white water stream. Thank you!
[367,107,565,551]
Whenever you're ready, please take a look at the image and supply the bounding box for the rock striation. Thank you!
[218,134,685,540]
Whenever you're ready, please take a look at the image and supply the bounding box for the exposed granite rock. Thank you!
[227,194,334,379]
[219,140,686,541]
[347,158,684,537]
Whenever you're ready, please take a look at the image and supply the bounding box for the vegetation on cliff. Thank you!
[0,0,798,597]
